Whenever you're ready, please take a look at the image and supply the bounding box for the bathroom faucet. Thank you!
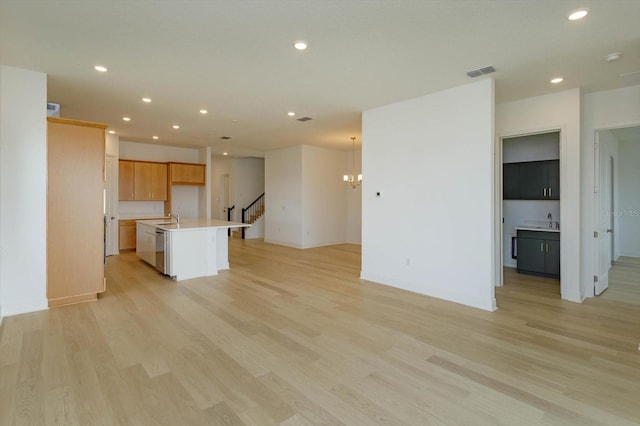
[171,212,181,224]
[547,213,552,228]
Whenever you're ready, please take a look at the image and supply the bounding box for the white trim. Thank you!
[588,120,640,299]
[360,272,497,312]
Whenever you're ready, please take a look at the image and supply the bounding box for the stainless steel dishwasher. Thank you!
[155,229,166,274]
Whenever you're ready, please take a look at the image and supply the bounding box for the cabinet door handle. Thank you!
[540,242,544,252]
[546,242,549,252]
[543,188,547,197]
[548,188,552,197]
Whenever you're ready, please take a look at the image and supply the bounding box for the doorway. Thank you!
[105,155,119,256]
[499,131,561,293]
[594,125,640,298]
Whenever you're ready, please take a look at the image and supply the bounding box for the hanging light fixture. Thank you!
[343,137,362,189]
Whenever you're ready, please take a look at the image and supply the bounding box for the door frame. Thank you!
[593,128,624,295]
[590,123,640,299]
[495,127,563,293]
[105,154,119,256]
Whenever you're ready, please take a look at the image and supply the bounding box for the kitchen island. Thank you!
[136,218,249,281]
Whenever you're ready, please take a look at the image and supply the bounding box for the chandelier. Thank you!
[343,137,362,189]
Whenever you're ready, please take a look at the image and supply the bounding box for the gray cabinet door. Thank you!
[519,161,548,200]
[547,159,560,200]
[517,237,545,274]
[503,163,520,199]
[545,239,561,276]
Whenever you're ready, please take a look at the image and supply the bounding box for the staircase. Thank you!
[233,193,265,239]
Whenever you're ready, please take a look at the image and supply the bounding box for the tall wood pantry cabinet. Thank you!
[47,117,107,307]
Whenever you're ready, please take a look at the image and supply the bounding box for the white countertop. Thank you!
[515,226,560,233]
[137,218,249,231]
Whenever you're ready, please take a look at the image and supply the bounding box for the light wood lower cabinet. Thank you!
[119,220,137,250]
[119,218,166,250]
[47,117,107,307]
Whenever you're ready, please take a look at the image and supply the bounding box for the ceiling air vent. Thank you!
[220,136,231,140]
[466,65,496,78]
[297,116,313,122]
[621,71,640,86]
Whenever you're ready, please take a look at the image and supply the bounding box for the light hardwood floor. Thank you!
[600,256,640,305]
[1,240,639,425]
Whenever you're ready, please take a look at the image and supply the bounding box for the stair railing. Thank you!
[241,193,265,239]
[227,205,235,236]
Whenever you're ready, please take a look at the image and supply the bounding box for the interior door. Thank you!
[595,133,613,295]
[105,155,119,256]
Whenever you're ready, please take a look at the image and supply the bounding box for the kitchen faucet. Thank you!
[170,212,181,224]
[547,212,552,228]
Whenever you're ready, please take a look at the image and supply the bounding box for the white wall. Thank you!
[618,139,640,257]
[502,132,559,163]
[198,147,212,219]
[265,145,348,248]
[265,146,303,247]
[119,141,200,163]
[502,133,560,267]
[346,148,362,244]
[233,157,265,216]
[582,85,640,298]
[301,145,347,248]
[210,156,232,220]
[0,65,48,317]
[496,89,581,302]
[362,79,496,311]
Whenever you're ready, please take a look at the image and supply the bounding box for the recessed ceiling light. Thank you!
[223,152,228,156]
[152,135,159,140]
[567,8,588,21]
[550,77,564,84]
[200,109,208,114]
[288,112,295,116]
[94,65,108,72]
[108,130,116,134]
[122,116,131,121]
[293,40,308,50]
[605,52,622,62]
[172,124,180,129]
[142,97,152,103]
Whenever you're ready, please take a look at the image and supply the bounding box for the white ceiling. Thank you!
[1,1,639,155]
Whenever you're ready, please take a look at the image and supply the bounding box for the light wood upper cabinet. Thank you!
[47,117,107,307]
[150,162,168,200]
[120,160,168,201]
[119,160,135,200]
[169,162,205,185]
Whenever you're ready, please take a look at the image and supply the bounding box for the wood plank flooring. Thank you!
[600,256,640,305]
[1,240,639,425]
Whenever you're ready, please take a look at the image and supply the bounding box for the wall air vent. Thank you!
[466,65,496,78]
[46,102,60,117]
[220,136,231,140]
[297,116,313,122]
